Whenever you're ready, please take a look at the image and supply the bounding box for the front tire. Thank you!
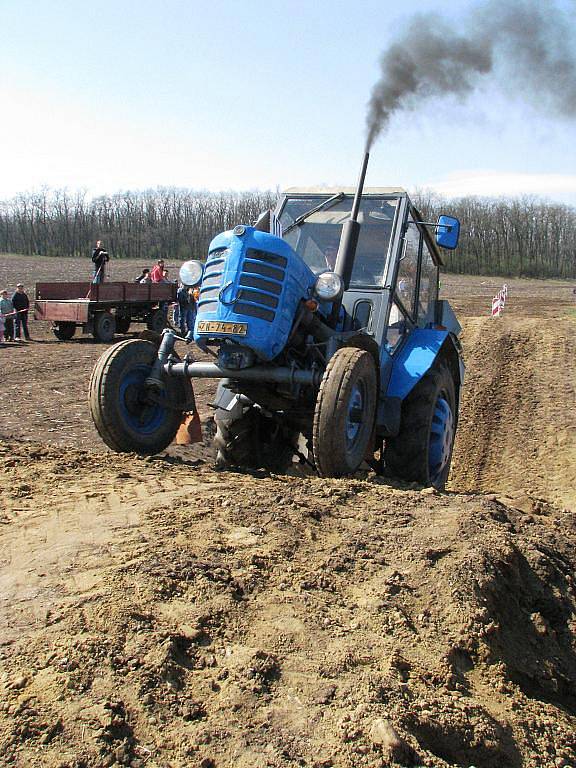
[89,338,188,454]
[384,359,456,490]
[313,347,377,477]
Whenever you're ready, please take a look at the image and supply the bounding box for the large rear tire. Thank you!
[89,338,187,454]
[213,398,297,473]
[313,347,377,477]
[384,359,456,490]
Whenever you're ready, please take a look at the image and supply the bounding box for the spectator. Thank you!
[134,268,150,283]
[187,286,199,334]
[91,239,109,284]
[0,308,5,346]
[12,283,31,341]
[0,290,14,342]
[183,287,199,341]
[149,259,165,283]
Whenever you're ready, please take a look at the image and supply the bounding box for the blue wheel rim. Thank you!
[428,396,454,485]
[118,364,167,435]
[346,381,364,448]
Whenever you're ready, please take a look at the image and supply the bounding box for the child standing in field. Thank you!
[0,290,14,342]
[0,309,5,346]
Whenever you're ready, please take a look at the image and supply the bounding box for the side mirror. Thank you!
[435,215,460,250]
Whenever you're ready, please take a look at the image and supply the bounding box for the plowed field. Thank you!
[1,254,575,768]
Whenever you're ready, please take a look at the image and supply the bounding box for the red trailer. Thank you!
[34,282,177,341]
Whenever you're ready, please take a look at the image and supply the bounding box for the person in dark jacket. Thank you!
[12,283,31,341]
[91,240,109,284]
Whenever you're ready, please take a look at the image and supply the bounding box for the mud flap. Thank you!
[175,411,202,445]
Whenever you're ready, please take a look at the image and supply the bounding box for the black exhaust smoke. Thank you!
[365,0,576,151]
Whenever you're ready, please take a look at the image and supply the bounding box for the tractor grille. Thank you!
[236,248,285,323]
[198,246,286,323]
[198,248,227,312]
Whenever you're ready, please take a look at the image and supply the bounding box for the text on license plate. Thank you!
[197,320,248,336]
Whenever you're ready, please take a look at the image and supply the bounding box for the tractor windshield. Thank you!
[279,196,399,287]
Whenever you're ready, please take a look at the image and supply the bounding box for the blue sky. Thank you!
[1,0,575,204]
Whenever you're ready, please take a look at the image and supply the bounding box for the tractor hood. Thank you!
[194,226,317,362]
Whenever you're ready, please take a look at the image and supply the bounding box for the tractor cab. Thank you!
[277,187,458,350]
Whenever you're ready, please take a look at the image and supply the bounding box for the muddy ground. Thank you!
[1,254,576,767]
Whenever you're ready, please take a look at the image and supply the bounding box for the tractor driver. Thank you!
[324,244,338,270]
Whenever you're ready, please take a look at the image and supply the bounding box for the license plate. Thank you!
[197,320,248,336]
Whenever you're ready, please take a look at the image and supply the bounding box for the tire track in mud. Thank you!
[450,316,576,509]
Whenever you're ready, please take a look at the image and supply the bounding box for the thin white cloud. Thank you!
[423,170,576,204]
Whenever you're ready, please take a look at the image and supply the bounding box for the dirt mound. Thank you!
[450,315,576,509]
[1,442,576,767]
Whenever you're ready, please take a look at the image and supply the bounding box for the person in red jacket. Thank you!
[149,259,165,283]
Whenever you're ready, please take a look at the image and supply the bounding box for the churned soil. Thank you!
[0,253,576,767]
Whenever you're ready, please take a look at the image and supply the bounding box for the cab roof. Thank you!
[282,186,408,196]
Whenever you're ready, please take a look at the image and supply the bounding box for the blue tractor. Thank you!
[89,154,463,489]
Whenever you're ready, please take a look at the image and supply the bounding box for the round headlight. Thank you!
[179,260,204,287]
[314,271,343,301]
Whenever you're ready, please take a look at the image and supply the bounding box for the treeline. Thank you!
[414,192,576,278]
[0,188,276,263]
[0,187,575,278]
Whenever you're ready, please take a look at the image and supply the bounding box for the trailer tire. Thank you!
[53,322,76,341]
[313,347,377,477]
[213,399,297,473]
[147,309,166,334]
[94,311,116,343]
[89,338,186,454]
[384,359,456,490]
[116,315,131,334]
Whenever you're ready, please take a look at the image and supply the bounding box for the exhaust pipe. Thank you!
[334,151,369,290]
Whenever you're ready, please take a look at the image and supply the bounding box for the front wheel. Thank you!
[313,347,377,477]
[384,359,457,490]
[89,338,189,454]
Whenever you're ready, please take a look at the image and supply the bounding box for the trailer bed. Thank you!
[34,281,177,341]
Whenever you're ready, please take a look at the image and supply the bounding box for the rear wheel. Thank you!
[93,311,116,342]
[313,347,377,477]
[53,322,76,341]
[384,359,456,490]
[213,399,297,473]
[89,338,188,454]
[147,308,166,334]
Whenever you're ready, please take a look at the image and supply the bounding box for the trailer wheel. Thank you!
[115,314,131,334]
[147,309,166,334]
[313,347,377,477]
[384,359,456,490]
[93,311,116,343]
[53,322,76,341]
[89,338,186,454]
[213,390,297,472]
